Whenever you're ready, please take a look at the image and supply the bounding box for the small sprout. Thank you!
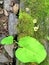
[34,26,39,31]
[1,36,13,45]
[33,19,37,23]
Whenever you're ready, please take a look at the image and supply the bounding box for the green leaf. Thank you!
[15,36,47,64]
[1,36,13,45]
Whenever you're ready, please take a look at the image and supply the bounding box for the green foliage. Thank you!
[24,0,49,16]
[15,36,47,64]
[47,36,49,40]
[1,36,13,45]
[20,0,48,42]
[21,0,48,17]
[45,13,49,30]
[0,35,47,64]
[17,12,34,40]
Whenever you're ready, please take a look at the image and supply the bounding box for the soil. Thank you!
[0,14,9,36]
[0,0,19,65]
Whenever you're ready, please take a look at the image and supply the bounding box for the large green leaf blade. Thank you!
[15,48,36,63]
[15,36,47,64]
[1,36,13,45]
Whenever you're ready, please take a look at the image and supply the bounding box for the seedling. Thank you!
[0,36,47,64]
[1,36,13,45]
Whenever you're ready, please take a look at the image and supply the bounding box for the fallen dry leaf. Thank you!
[4,9,9,16]
[12,4,19,14]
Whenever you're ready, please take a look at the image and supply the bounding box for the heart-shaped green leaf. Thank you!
[1,36,13,45]
[15,36,47,64]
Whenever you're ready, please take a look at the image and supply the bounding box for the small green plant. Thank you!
[0,36,47,64]
[1,36,13,45]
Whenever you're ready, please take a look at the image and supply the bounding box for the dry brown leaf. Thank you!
[4,9,9,16]
[12,4,19,14]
